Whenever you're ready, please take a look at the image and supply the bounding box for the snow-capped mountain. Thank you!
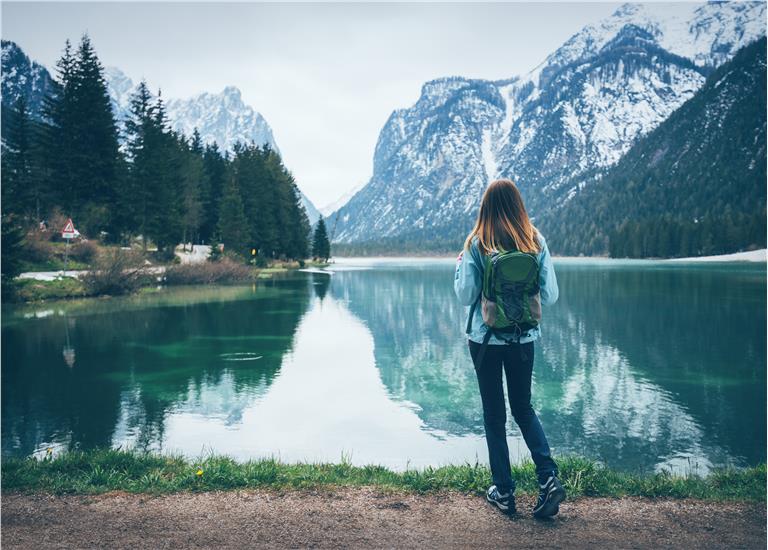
[165,86,278,154]
[104,67,279,154]
[101,67,326,221]
[1,40,56,119]
[103,65,134,122]
[542,36,767,256]
[333,1,766,247]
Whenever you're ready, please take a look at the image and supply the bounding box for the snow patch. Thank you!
[667,249,767,263]
[480,129,498,181]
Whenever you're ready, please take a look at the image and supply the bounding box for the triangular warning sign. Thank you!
[62,219,75,233]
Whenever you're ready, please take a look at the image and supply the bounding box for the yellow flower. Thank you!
[196,468,204,477]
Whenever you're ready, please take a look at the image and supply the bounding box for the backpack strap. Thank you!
[465,292,481,334]
[474,329,494,370]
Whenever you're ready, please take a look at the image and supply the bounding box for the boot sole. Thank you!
[533,486,566,518]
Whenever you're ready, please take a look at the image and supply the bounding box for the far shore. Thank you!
[330,248,767,264]
[16,247,766,281]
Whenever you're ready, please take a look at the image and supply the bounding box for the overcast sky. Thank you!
[2,2,625,207]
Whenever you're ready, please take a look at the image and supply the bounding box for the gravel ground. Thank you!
[3,488,765,549]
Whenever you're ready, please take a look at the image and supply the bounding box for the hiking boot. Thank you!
[532,475,566,518]
[486,485,516,515]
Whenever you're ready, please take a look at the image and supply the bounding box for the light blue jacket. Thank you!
[453,233,559,345]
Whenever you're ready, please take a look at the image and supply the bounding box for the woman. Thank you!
[454,178,565,518]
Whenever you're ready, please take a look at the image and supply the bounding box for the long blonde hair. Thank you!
[463,178,540,255]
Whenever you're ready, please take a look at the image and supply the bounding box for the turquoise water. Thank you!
[3,259,765,474]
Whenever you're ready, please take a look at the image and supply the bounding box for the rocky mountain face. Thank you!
[332,2,766,251]
[103,67,279,154]
[541,37,767,257]
[1,43,320,223]
[1,40,56,119]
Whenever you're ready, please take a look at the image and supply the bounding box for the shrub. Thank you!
[164,257,252,285]
[69,240,98,264]
[22,229,55,263]
[81,249,152,296]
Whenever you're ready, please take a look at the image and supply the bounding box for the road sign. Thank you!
[61,218,77,239]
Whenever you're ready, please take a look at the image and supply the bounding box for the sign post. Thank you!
[61,218,77,272]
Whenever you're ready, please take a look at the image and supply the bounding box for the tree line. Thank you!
[2,34,311,261]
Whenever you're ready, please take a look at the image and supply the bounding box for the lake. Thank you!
[3,258,765,475]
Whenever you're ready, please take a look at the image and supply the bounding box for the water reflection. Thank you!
[2,261,765,474]
[329,266,483,436]
[157,294,490,466]
[540,264,766,470]
[328,260,766,473]
[2,279,311,457]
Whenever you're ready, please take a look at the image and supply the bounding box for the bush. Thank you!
[22,229,55,263]
[81,249,152,296]
[69,240,98,264]
[164,257,252,285]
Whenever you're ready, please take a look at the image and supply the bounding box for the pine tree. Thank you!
[121,83,183,253]
[312,217,330,261]
[67,34,121,234]
[1,214,26,297]
[190,128,203,155]
[40,39,76,215]
[2,95,36,219]
[145,91,183,253]
[216,179,249,256]
[232,143,277,257]
[199,142,227,244]
[179,134,204,249]
[122,80,154,249]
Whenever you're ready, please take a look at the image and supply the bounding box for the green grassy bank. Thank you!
[9,260,330,303]
[2,450,764,501]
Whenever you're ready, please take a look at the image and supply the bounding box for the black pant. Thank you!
[469,339,557,493]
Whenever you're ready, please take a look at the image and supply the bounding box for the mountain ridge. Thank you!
[541,36,767,257]
[330,1,766,253]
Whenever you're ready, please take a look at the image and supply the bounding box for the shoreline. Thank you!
[10,260,328,303]
[330,248,767,263]
[17,247,765,281]
[3,449,764,501]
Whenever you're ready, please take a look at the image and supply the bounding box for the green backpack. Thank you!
[466,248,542,367]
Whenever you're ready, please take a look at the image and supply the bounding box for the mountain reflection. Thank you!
[330,265,484,436]
[329,261,766,472]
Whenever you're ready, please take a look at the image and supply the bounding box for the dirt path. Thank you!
[3,488,765,549]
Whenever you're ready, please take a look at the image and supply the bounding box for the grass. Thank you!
[2,449,764,501]
[11,277,90,301]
